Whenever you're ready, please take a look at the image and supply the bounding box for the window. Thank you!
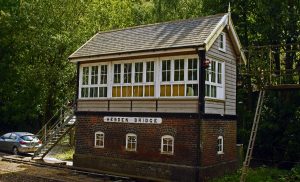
[161,135,174,155]
[80,64,108,98]
[205,60,224,99]
[160,58,198,97]
[126,133,137,151]
[79,57,200,99]
[217,136,224,154]
[95,131,104,148]
[219,32,226,52]
[145,61,155,97]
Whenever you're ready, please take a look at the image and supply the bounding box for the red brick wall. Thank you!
[74,113,237,181]
[75,113,200,166]
[200,120,237,167]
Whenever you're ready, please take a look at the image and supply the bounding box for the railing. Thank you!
[36,103,75,144]
[239,43,300,89]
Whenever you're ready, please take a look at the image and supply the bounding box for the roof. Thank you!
[69,13,246,64]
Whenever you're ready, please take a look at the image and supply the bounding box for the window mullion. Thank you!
[184,58,188,96]
[155,59,160,98]
[171,59,174,96]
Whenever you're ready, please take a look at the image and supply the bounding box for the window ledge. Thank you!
[161,152,174,155]
[78,97,199,101]
[94,146,104,149]
[217,152,224,155]
[218,47,226,52]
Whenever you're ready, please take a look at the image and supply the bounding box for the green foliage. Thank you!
[211,167,290,182]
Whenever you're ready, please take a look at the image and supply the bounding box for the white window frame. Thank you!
[94,131,104,148]
[79,63,109,99]
[78,55,200,100]
[218,32,226,52]
[126,133,137,151]
[160,56,199,98]
[110,59,156,98]
[217,136,224,154]
[205,58,225,100]
[161,135,174,155]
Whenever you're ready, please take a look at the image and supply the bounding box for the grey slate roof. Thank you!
[69,13,226,59]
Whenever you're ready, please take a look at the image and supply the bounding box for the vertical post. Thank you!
[198,49,206,117]
[196,48,206,181]
[76,62,80,111]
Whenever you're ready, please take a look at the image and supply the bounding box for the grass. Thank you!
[53,148,74,161]
[210,166,300,182]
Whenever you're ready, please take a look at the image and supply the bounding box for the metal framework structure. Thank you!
[239,43,300,182]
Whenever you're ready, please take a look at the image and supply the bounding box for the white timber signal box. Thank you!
[69,13,245,181]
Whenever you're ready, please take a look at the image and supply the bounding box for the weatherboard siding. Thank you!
[206,29,237,115]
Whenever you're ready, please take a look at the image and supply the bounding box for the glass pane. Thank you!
[205,84,210,97]
[100,65,107,84]
[174,59,184,81]
[135,62,143,83]
[99,87,107,97]
[162,60,170,82]
[144,85,154,97]
[173,84,184,96]
[112,86,121,97]
[124,63,132,83]
[82,67,89,85]
[146,62,154,82]
[160,85,171,97]
[90,87,98,97]
[205,69,209,81]
[217,63,222,84]
[211,61,216,82]
[133,86,143,97]
[186,84,198,96]
[211,85,216,97]
[114,64,121,83]
[122,86,132,97]
[81,88,89,98]
[91,66,98,85]
[219,34,224,49]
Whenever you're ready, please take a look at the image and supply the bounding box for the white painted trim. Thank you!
[218,32,226,52]
[204,14,228,51]
[217,135,224,154]
[94,131,104,148]
[227,17,247,64]
[161,135,174,155]
[69,48,199,63]
[205,58,225,100]
[204,13,246,64]
[126,133,137,151]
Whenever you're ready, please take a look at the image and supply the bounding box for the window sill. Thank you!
[161,152,174,155]
[218,48,226,52]
[78,97,199,101]
[125,149,137,152]
[217,152,224,155]
[94,146,104,149]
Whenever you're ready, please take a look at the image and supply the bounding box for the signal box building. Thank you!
[69,13,246,181]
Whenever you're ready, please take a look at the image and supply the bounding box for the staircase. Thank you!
[32,105,76,159]
[240,90,265,182]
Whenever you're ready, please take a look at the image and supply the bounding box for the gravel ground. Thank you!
[0,152,123,182]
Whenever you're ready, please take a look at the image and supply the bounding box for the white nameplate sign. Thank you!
[104,116,162,124]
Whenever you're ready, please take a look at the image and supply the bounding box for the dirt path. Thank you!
[0,152,121,182]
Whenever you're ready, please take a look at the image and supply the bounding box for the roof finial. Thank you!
[228,2,231,13]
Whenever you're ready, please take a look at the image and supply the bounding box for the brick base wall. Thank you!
[74,112,237,181]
